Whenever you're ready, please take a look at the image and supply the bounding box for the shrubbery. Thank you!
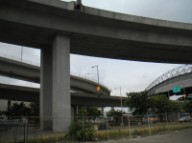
[67,121,95,141]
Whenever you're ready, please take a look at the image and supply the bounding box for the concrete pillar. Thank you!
[40,35,71,132]
[40,47,53,130]
[101,107,105,117]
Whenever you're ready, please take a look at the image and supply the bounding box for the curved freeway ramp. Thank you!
[146,65,192,96]
[0,56,111,96]
[0,83,124,107]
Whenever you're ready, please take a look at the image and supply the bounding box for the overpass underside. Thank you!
[0,83,123,107]
[1,0,192,132]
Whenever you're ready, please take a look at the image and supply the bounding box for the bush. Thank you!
[67,121,95,141]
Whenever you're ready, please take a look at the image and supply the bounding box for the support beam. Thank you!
[101,107,105,117]
[40,35,71,132]
[40,47,53,130]
[52,35,71,132]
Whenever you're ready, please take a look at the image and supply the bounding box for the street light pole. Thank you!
[92,65,100,97]
[91,65,99,85]
[115,87,122,112]
[115,87,123,126]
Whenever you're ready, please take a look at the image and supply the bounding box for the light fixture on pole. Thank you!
[115,87,122,112]
[91,65,100,95]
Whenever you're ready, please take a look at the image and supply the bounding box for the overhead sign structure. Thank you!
[172,86,181,94]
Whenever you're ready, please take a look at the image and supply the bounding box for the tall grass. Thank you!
[3,122,192,143]
[95,122,192,140]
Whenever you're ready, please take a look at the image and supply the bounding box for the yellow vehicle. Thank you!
[143,114,160,124]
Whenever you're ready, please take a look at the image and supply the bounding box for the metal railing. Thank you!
[145,64,192,91]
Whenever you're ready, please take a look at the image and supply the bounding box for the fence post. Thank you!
[127,116,131,138]
[165,111,169,131]
[147,111,151,136]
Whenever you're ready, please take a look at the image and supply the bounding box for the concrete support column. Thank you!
[52,35,71,132]
[40,35,71,132]
[40,47,53,130]
[101,107,105,117]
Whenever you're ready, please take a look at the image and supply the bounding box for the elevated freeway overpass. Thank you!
[0,56,110,96]
[0,83,124,107]
[1,0,192,131]
[1,0,192,63]
[146,65,192,96]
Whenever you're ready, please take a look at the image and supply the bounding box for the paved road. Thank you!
[97,128,192,143]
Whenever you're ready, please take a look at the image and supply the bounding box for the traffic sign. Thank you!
[172,86,181,93]
[96,85,100,92]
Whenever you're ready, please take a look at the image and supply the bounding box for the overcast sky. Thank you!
[1,0,191,96]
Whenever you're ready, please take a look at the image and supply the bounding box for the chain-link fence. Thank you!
[1,113,192,143]
[0,116,40,143]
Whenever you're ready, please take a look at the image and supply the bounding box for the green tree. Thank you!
[183,101,192,116]
[150,95,181,113]
[107,109,125,117]
[78,108,87,117]
[29,102,39,116]
[29,102,40,123]
[150,95,181,121]
[86,106,101,117]
[78,107,101,122]
[6,102,31,117]
[150,95,170,113]
[67,121,95,141]
[107,109,125,125]
[125,91,150,116]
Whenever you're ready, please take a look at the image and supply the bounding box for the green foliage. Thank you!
[6,102,40,118]
[29,102,39,116]
[67,121,95,141]
[86,106,101,117]
[183,101,192,114]
[150,95,181,113]
[78,106,101,117]
[167,100,181,112]
[125,92,181,116]
[6,102,31,117]
[78,108,87,117]
[107,109,125,117]
[125,91,150,115]
[78,106,101,122]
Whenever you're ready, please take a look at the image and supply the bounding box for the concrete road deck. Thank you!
[96,128,192,143]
